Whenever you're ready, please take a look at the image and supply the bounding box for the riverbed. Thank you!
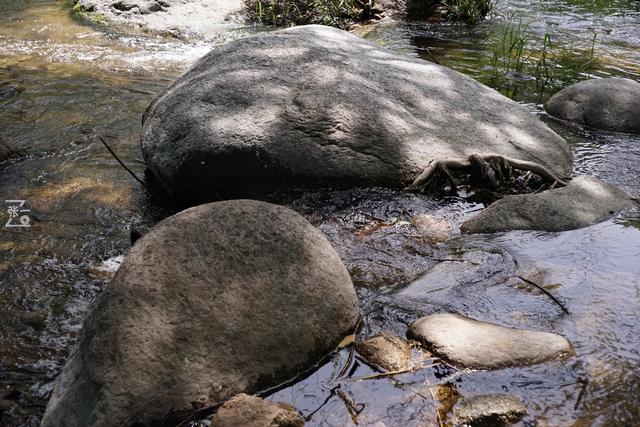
[0,1,638,425]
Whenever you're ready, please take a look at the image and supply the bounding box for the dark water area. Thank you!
[0,0,639,426]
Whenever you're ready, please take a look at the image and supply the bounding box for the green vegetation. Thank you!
[441,0,493,25]
[69,0,107,25]
[245,0,372,28]
[489,20,598,93]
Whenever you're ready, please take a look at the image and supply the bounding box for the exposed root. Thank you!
[407,153,567,194]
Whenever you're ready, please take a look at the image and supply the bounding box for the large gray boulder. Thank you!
[41,200,359,427]
[407,313,573,369]
[545,77,640,134]
[141,25,572,206]
[461,176,634,234]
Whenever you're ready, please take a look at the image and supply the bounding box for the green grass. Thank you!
[69,0,108,25]
[489,20,598,92]
[441,0,493,25]
[245,0,370,28]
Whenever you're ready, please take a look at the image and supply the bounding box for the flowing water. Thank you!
[0,1,638,426]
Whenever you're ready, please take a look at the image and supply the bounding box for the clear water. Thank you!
[0,1,638,426]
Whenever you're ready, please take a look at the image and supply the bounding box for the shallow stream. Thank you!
[0,1,638,425]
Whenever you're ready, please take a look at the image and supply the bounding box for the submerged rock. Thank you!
[407,313,573,369]
[41,200,359,427]
[141,25,571,206]
[545,77,640,134]
[72,0,245,39]
[355,333,411,371]
[0,136,21,162]
[455,394,526,426]
[461,176,634,234]
[211,394,304,427]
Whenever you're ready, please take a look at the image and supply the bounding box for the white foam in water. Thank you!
[95,255,124,274]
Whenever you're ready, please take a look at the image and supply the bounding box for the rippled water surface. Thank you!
[0,1,638,426]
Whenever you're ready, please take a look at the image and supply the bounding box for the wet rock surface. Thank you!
[40,200,359,427]
[73,0,245,39]
[461,176,634,234]
[455,394,526,426]
[407,313,573,369]
[545,77,640,134]
[355,333,411,371]
[141,25,572,206]
[211,394,305,427]
[0,136,21,162]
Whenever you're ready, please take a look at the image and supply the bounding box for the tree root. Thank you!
[406,153,567,193]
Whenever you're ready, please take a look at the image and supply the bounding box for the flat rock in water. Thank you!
[407,313,573,369]
[141,25,572,206]
[455,394,526,426]
[73,0,245,39]
[461,176,634,234]
[355,333,411,371]
[545,77,640,134]
[40,200,359,427]
[211,394,304,427]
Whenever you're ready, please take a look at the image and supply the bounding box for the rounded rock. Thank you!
[545,77,640,134]
[41,200,359,427]
[407,313,573,369]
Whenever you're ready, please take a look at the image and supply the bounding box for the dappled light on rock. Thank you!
[141,25,572,206]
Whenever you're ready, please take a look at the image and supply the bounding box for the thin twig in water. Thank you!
[336,387,365,424]
[424,47,441,65]
[338,345,356,379]
[574,376,589,410]
[516,275,570,314]
[416,379,445,427]
[304,385,341,421]
[97,135,152,194]
[347,363,440,381]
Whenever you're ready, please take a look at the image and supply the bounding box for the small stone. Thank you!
[455,394,526,426]
[411,214,452,242]
[211,394,304,427]
[407,313,573,369]
[355,333,410,371]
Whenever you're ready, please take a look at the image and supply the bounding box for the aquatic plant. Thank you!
[246,0,372,28]
[490,19,528,75]
[441,0,494,25]
[489,20,598,92]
